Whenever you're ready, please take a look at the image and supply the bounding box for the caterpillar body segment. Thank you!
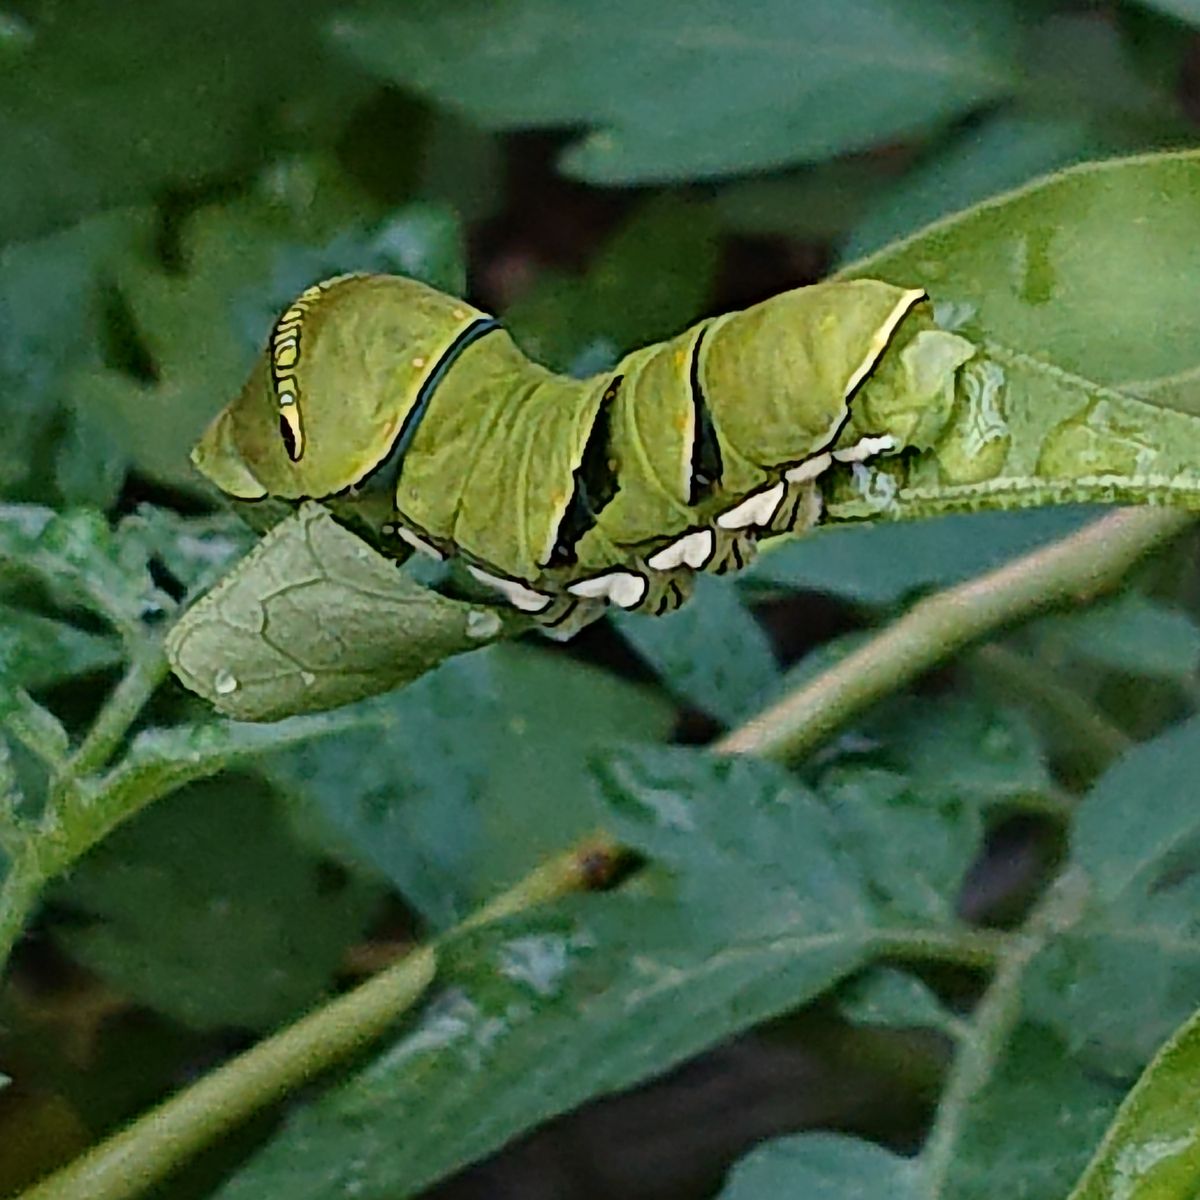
[193,274,975,633]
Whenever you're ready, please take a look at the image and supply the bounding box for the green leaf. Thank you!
[837,966,960,1034]
[0,505,170,635]
[847,150,1200,388]
[719,1134,921,1199]
[713,160,888,242]
[1067,1002,1200,1200]
[843,16,1186,261]
[329,0,1020,184]
[842,114,1119,263]
[939,1024,1123,1200]
[213,746,921,1200]
[0,0,368,243]
[51,777,381,1031]
[166,505,521,721]
[504,194,720,375]
[1030,592,1200,681]
[818,765,981,925]
[0,209,149,507]
[263,645,675,927]
[859,697,1056,809]
[1134,1,1200,29]
[0,609,119,691]
[1026,717,1200,1074]
[746,508,1100,606]
[819,151,1200,529]
[78,180,461,494]
[614,576,780,725]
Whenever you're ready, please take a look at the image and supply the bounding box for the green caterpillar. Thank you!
[194,273,975,633]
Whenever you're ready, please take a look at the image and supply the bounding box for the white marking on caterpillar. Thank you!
[647,529,715,571]
[567,571,648,608]
[394,526,444,560]
[466,565,552,612]
[785,452,832,484]
[833,435,896,463]
[716,481,786,530]
[842,288,927,398]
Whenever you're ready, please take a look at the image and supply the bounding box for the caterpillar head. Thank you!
[193,273,487,501]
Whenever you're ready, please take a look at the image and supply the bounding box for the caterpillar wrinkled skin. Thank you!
[193,273,976,635]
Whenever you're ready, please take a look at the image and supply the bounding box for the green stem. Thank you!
[715,508,1193,761]
[920,869,1089,1197]
[0,853,43,970]
[873,926,1009,972]
[69,643,170,777]
[16,836,619,1200]
[968,643,1132,779]
[4,690,69,769]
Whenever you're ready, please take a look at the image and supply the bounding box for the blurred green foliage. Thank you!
[4,3,1200,1200]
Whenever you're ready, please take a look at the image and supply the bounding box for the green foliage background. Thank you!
[4,2,1200,1199]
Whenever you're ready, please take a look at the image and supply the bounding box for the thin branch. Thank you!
[715,508,1193,762]
[69,642,170,778]
[968,643,1132,778]
[16,836,621,1200]
[920,869,1090,1196]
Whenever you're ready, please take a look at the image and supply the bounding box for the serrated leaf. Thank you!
[213,745,931,1200]
[263,644,675,927]
[1067,1002,1200,1200]
[329,0,1020,184]
[52,777,381,1031]
[1026,717,1200,1074]
[166,505,520,720]
[614,576,780,725]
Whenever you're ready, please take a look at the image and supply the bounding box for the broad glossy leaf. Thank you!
[847,150,1200,387]
[52,777,381,1031]
[1026,717,1200,1073]
[329,0,1021,183]
[166,505,521,720]
[1067,1002,1200,1200]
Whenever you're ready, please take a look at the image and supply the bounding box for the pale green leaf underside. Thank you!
[166,505,523,720]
